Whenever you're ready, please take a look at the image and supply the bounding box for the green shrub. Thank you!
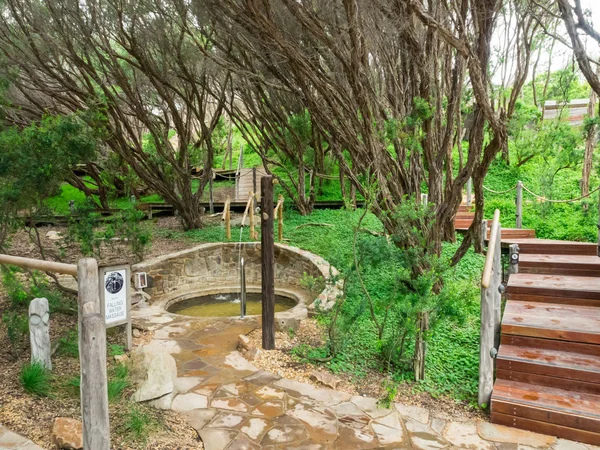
[2,311,28,359]
[108,363,129,402]
[123,406,156,443]
[20,362,51,397]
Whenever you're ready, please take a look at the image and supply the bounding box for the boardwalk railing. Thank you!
[479,209,502,408]
[0,254,110,449]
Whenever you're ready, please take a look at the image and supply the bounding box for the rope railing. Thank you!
[483,182,600,202]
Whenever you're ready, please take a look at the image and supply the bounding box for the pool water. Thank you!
[167,292,297,317]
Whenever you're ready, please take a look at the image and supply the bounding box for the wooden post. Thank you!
[275,195,284,242]
[597,188,600,257]
[209,169,214,215]
[250,196,256,240]
[252,167,257,209]
[78,258,110,450]
[509,244,519,275]
[223,197,231,240]
[261,176,275,350]
[516,180,523,229]
[481,220,488,250]
[466,178,472,206]
[239,143,244,169]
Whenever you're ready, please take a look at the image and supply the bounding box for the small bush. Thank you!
[2,312,29,359]
[123,406,155,443]
[20,362,51,397]
[108,363,129,402]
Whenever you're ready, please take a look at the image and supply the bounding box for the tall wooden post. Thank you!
[481,220,488,250]
[224,198,231,240]
[77,258,110,450]
[516,181,523,229]
[209,169,214,214]
[252,167,257,209]
[466,178,472,207]
[261,176,275,350]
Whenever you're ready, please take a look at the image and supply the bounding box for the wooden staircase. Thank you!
[489,237,600,445]
[454,206,536,240]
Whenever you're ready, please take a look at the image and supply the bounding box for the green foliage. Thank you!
[123,406,156,443]
[65,201,151,260]
[2,311,28,359]
[109,344,126,357]
[299,273,325,295]
[20,362,52,397]
[58,330,79,358]
[108,363,129,402]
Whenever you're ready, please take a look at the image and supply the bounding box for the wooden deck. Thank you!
[488,232,600,444]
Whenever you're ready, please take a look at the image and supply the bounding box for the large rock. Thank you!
[51,418,83,450]
[131,344,177,402]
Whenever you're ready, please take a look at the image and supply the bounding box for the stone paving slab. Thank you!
[0,426,45,450]
[131,313,600,450]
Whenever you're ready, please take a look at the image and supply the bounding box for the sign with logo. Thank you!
[99,264,131,328]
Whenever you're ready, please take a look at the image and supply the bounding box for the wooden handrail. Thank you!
[0,253,77,276]
[241,192,254,227]
[481,209,500,288]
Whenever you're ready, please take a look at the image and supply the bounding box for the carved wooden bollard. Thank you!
[29,297,51,370]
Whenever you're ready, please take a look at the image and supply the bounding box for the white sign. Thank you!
[103,269,128,325]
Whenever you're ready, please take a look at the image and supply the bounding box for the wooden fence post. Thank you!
[261,176,275,350]
[223,197,231,240]
[78,258,110,450]
[516,180,523,229]
[209,169,214,215]
[466,178,472,206]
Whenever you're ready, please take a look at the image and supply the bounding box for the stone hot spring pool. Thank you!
[167,292,298,317]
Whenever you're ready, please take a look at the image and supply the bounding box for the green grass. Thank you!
[123,405,157,443]
[20,362,52,397]
[57,330,79,358]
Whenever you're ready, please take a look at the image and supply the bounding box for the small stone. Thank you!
[51,418,83,450]
[46,230,62,240]
[132,329,141,338]
[310,370,340,390]
[245,348,260,361]
[477,422,556,448]
[238,334,251,351]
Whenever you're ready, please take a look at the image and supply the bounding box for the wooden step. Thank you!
[487,228,536,239]
[501,334,600,357]
[491,379,600,445]
[507,273,600,304]
[519,254,600,277]
[458,204,473,213]
[502,300,600,345]
[504,238,597,256]
[496,345,600,394]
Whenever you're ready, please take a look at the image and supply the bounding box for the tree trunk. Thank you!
[413,311,429,381]
[582,74,599,196]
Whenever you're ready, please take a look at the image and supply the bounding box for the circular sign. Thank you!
[105,272,124,294]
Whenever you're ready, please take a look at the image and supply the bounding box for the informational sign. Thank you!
[103,268,128,325]
[99,265,132,349]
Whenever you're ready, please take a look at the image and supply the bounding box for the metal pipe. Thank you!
[240,257,246,318]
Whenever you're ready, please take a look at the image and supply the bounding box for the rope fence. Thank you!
[482,182,600,203]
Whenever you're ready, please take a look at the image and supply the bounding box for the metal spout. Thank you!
[240,257,246,318]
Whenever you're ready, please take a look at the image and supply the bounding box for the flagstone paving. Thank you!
[0,425,45,450]
[133,310,600,450]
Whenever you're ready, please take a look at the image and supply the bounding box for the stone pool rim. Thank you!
[131,242,343,327]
